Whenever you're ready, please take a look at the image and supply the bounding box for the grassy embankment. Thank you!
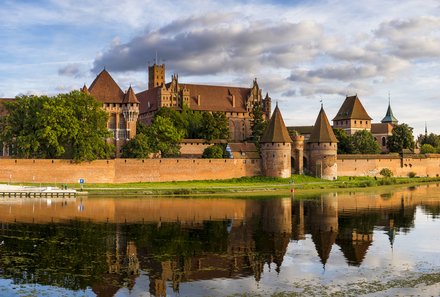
[63,174,440,196]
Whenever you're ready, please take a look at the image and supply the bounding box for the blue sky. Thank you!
[1,0,440,135]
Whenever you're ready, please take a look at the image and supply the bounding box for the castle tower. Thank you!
[308,105,338,180]
[260,104,292,178]
[332,95,372,135]
[291,134,304,174]
[122,86,140,139]
[148,63,165,89]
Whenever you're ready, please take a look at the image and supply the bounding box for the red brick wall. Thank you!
[337,154,440,177]
[0,158,262,184]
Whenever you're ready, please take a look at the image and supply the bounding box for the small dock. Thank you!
[0,185,76,198]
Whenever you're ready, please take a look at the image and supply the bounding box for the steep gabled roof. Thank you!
[309,106,338,143]
[89,69,125,103]
[123,86,140,104]
[332,95,372,121]
[260,104,292,143]
[381,103,398,124]
[181,83,250,112]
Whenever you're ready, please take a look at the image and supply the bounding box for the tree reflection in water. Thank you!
[0,186,439,296]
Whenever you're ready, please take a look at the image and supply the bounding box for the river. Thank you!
[0,184,439,296]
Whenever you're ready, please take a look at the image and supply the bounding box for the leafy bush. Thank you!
[420,144,436,154]
[408,171,417,178]
[380,168,393,178]
[202,145,224,159]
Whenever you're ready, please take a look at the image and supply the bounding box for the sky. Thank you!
[1,0,440,136]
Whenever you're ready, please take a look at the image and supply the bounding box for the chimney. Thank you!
[197,95,201,106]
[232,95,235,108]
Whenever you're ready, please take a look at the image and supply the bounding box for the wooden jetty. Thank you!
[0,185,76,198]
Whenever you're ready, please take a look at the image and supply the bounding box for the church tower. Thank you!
[260,104,292,178]
[381,95,398,125]
[148,63,165,89]
[308,105,338,180]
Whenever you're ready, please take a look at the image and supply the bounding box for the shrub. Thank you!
[420,144,436,154]
[380,168,393,178]
[408,171,417,178]
[202,145,224,159]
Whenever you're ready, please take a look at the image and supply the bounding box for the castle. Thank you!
[0,63,416,181]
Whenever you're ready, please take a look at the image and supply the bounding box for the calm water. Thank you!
[0,185,440,296]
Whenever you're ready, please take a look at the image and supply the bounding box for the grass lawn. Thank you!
[18,174,438,196]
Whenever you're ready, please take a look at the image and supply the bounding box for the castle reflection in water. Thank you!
[0,185,439,296]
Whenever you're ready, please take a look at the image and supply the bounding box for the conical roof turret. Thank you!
[80,84,90,95]
[309,106,338,143]
[261,104,292,143]
[123,85,140,104]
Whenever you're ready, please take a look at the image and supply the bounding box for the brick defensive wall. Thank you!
[0,158,262,184]
[337,154,440,177]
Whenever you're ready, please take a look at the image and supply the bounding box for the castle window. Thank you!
[382,137,386,146]
[360,120,363,124]
[354,120,357,124]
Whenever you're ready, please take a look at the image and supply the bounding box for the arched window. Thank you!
[382,137,386,147]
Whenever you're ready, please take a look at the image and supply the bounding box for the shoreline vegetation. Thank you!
[8,175,440,197]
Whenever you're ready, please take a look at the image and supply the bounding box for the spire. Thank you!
[425,122,428,137]
[381,94,398,124]
[80,84,89,95]
[309,106,338,143]
[260,104,292,143]
[123,85,140,104]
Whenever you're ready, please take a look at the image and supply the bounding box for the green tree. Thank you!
[250,102,267,143]
[387,123,415,153]
[418,133,440,149]
[148,116,184,157]
[333,128,351,154]
[0,91,113,161]
[121,133,152,158]
[420,143,436,154]
[350,130,381,154]
[200,112,217,140]
[59,92,114,161]
[212,112,230,140]
[155,107,189,137]
[202,145,224,158]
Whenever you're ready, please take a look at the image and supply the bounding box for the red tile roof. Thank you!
[123,86,140,104]
[333,95,372,121]
[89,70,125,103]
[261,105,292,143]
[309,107,338,143]
[0,98,15,116]
[137,83,252,115]
[371,123,393,134]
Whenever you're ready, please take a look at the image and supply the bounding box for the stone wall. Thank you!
[337,154,440,177]
[0,158,262,184]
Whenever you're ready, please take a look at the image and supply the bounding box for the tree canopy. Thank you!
[350,130,381,154]
[387,123,415,153]
[250,102,267,144]
[0,91,113,161]
[333,129,351,154]
[333,129,380,154]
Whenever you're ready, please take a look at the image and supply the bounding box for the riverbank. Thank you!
[11,175,439,196]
